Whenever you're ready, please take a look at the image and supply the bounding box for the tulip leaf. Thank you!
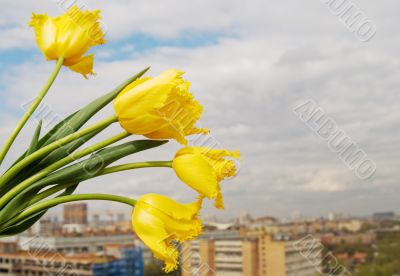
[1,67,150,193]
[37,125,107,167]
[0,211,47,237]
[0,68,152,235]
[10,111,79,168]
[38,139,168,185]
[38,67,149,149]
[0,127,106,197]
[0,140,167,223]
[0,184,78,237]
[26,120,42,156]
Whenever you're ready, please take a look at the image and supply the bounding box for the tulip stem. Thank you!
[27,161,172,205]
[2,194,136,230]
[0,57,65,167]
[0,115,118,190]
[100,161,173,176]
[28,182,78,206]
[0,130,128,210]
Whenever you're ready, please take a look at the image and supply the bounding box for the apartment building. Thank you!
[63,203,88,225]
[320,232,376,246]
[0,251,93,275]
[0,244,144,276]
[18,233,135,254]
[252,219,364,235]
[181,230,321,276]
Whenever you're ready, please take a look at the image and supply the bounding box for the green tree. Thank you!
[355,233,400,276]
[144,261,181,276]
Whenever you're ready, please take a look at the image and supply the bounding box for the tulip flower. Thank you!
[0,6,241,264]
[132,193,202,272]
[172,147,240,209]
[29,6,106,78]
[114,69,209,144]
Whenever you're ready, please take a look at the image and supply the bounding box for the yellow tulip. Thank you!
[172,147,240,209]
[29,6,106,78]
[114,69,209,144]
[132,194,202,272]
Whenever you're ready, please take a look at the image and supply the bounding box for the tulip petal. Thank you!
[173,147,240,209]
[114,70,184,119]
[173,150,220,199]
[29,6,105,77]
[55,6,105,60]
[132,209,179,272]
[132,194,203,273]
[67,54,94,78]
[114,69,207,144]
[29,14,58,60]
[140,194,201,221]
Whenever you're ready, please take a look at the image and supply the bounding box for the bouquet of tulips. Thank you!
[0,6,239,272]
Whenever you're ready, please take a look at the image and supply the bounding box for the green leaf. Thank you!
[41,139,168,185]
[0,190,38,223]
[0,127,106,197]
[0,68,151,234]
[10,112,79,167]
[0,211,47,237]
[1,67,150,194]
[0,184,78,237]
[37,125,107,166]
[38,67,149,149]
[0,140,166,223]
[26,120,42,156]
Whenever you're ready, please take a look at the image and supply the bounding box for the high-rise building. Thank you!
[373,211,395,220]
[38,218,56,236]
[181,230,321,276]
[117,213,126,222]
[63,203,88,225]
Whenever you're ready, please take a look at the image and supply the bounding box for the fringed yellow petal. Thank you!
[169,219,202,244]
[29,6,105,77]
[54,6,105,60]
[131,194,203,272]
[200,148,241,160]
[214,159,239,181]
[215,189,225,209]
[173,147,240,208]
[132,208,178,272]
[67,54,94,78]
[114,69,207,144]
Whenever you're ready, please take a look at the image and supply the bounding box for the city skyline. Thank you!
[43,202,398,223]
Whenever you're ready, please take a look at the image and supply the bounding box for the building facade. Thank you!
[63,203,88,225]
[18,233,135,254]
[0,244,144,276]
[181,230,321,276]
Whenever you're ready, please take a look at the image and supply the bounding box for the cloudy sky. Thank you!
[0,0,399,220]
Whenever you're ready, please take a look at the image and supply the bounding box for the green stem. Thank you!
[0,115,118,189]
[100,161,173,176]
[4,194,136,229]
[0,58,64,166]
[28,160,172,205]
[0,130,128,209]
[28,182,76,205]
